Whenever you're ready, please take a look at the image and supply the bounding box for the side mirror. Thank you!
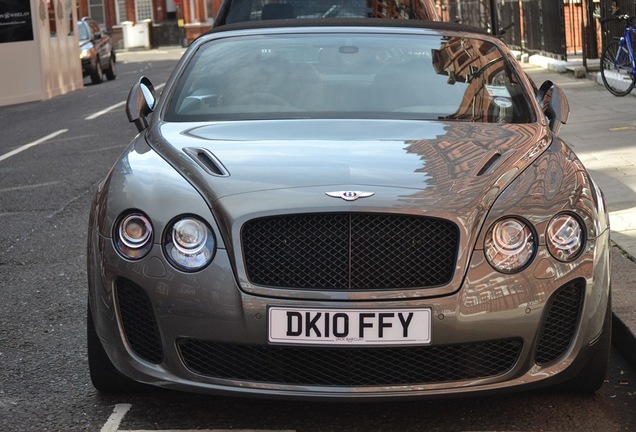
[536,80,569,135]
[126,77,156,132]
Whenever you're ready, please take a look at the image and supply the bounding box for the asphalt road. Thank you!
[0,49,634,432]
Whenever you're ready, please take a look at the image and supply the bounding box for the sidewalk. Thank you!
[522,59,636,369]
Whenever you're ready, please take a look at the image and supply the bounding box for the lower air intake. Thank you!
[535,278,585,365]
[116,279,163,364]
[177,338,522,386]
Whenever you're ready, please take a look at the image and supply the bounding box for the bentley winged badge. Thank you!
[325,191,375,201]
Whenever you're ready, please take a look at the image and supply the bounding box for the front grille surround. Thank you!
[177,338,523,387]
[242,213,459,290]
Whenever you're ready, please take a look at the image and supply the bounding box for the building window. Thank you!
[88,0,105,24]
[136,0,153,21]
[115,0,126,23]
[47,0,57,36]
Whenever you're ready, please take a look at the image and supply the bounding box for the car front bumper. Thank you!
[87,222,611,400]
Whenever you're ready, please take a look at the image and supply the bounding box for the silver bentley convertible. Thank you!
[87,12,611,399]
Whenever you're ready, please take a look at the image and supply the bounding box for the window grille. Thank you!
[115,0,126,23]
[136,0,153,21]
[88,0,105,24]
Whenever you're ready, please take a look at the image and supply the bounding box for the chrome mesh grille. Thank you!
[116,279,163,364]
[177,338,523,386]
[242,213,459,290]
[535,279,585,365]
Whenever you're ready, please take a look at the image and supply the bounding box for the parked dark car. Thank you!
[87,14,611,400]
[78,17,116,84]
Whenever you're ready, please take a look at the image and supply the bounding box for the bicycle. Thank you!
[600,14,636,96]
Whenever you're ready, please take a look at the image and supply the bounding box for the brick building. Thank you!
[76,0,608,58]
[78,0,442,48]
[77,0,222,48]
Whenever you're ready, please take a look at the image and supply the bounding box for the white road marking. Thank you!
[101,403,132,432]
[102,403,296,432]
[0,129,68,163]
[85,83,166,120]
[85,101,126,120]
[0,181,60,194]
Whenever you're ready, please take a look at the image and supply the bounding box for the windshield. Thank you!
[165,33,534,123]
[78,22,90,41]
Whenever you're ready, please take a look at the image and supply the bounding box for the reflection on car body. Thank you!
[87,14,611,400]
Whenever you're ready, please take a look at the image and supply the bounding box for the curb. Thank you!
[613,315,636,368]
[610,243,636,369]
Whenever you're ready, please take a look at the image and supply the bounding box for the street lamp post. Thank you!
[489,0,499,35]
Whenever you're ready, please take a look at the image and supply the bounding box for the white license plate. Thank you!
[268,307,431,346]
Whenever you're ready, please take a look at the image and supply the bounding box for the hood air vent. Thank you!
[474,149,514,177]
[184,147,229,177]
[476,153,502,176]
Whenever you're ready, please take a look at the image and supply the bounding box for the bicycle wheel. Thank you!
[600,40,636,96]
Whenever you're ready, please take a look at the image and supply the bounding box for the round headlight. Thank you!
[172,219,208,254]
[485,218,536,273]
[546,214,584,262]
[164,216,215,272]
[114,213,153,259]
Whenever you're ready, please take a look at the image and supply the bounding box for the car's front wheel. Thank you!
[87,305,138,393]
[105,52,117,81]
[90,57,103,84]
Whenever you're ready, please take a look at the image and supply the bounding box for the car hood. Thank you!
[146,119,549,296]
[148,119,547,212]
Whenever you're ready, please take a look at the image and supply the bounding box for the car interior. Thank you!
[166,34,532,124]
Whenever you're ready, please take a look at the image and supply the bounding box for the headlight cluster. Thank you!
[485,218,535,273]
[164,217,216,271]
[484,213,584,273]
[546,214,584,262]
[114,213,153,259]
[80,48,94,60]
[114,212,216,272]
